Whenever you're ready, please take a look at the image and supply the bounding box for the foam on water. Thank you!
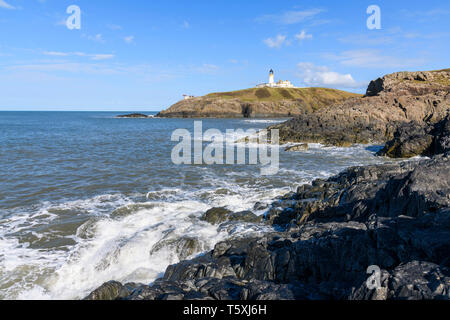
[0,113,392,300]
[1,182,292,300]
[243,119,287,124]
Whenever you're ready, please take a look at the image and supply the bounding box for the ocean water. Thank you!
[0,111,390,300]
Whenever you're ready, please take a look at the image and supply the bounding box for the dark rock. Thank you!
[285,144,309,152]
[201,207,233,224]
[116,113,149,118]
[253,202,269,211]
[150,236,202,261]
[87,127,450,300]
[378,115,450,158]
[271,70,450,146]
[201,208,262,225]
[351,261,450,300]
[227,211,262,223]
[84,281,139,300]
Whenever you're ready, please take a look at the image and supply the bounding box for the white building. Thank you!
[183,94,195,100]
[256,69,295,88]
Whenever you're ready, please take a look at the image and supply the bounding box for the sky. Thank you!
[0,0,449,111]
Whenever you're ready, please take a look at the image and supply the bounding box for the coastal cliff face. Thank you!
[157,87,360,118]
[271,69,450,147]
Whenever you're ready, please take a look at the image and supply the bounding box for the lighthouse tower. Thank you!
[269,69,275,86]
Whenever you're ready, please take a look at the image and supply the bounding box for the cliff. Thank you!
[271,69,450,147]
[157,87,360,118]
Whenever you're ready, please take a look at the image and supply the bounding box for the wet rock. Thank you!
[116,113,149,118]
[378,115,450,158]
[285,144,309,152]
[201,207,233,224]
[84,281,139,300]
[253,202,269,211]
[351,261,450,300]
[227,211,262,223]
[150,236,203,261]
[201,208,262,225]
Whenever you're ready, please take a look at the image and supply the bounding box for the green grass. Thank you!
[204,87,360,104]
[431,68,450,72]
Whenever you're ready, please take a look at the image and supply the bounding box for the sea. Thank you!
[0,111,390,300]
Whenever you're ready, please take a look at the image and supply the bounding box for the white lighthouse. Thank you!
[256,69,295,88]
[269,69,275,85]
[256,69,296,88]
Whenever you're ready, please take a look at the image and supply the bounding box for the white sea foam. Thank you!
[242,119,287,124]
[0,143,390,300]
[0,184,288,300]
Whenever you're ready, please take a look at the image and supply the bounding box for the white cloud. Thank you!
[295,30,313,43]
[256,9,324,25]
[0,0,15,9]
[325,49,426,68]
[87,34,105,43]
[263,35,287,49]
[182,21,190,29]
[107,24,123,30]
[90,54,115,61]
[43,51,70,57]
[296,62,360,88]
[124,36,135,44]
[43,51,115,60]
[195,64,219,74]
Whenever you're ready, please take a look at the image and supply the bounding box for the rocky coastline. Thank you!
[116,113,152,118]
[87,70,449,300]
[271,69,450,147]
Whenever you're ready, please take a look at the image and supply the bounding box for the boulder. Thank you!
[201,207,233,224]
[285,144,309,152]
[378,115,450,158]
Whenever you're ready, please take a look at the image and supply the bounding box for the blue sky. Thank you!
[0,0,449,111]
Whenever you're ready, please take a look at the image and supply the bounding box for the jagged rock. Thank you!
[285,144,309,152]
[201,208,261,225]
[271,69,450,147]
[253,202,269,211]
[378,115,450,158]
[84,281,139,300]
[150,236,203,261]
[201,207,233,224]
[351,261,450,300]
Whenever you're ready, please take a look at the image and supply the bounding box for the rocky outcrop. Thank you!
[201,207,262,224]
[86,151,450,300]
[378,115,450,158]
[157,88,360,118]
[116,113,151,118]
[285,144,309,152]
[271,69,450,146]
